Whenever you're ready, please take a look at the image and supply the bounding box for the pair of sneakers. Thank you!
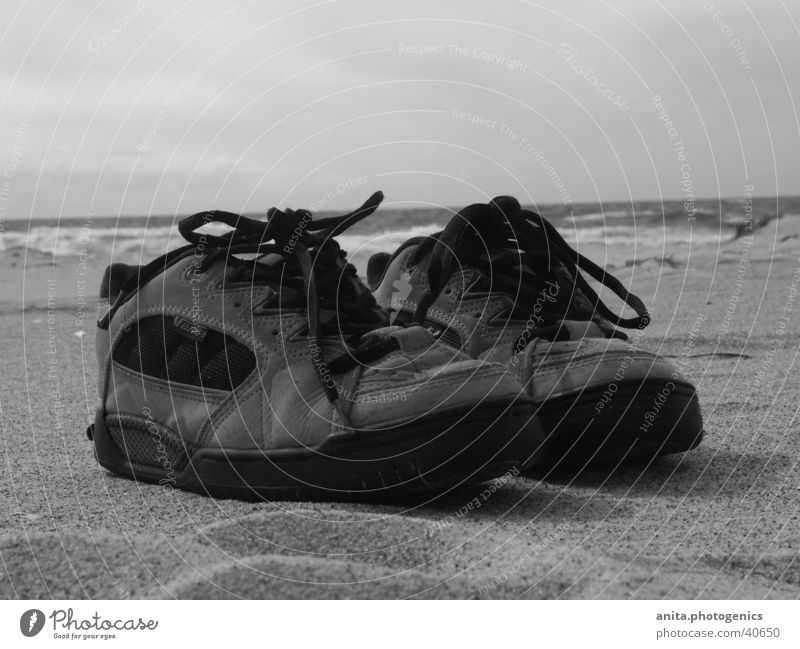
[88,192,703,501]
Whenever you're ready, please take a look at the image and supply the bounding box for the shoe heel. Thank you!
[91,409,193,486]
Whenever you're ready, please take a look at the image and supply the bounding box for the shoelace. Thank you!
[99,191,396,404]
[409,195,650,341]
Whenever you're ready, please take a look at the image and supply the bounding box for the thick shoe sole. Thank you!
[91,399,544,501]
[532,379,703,472]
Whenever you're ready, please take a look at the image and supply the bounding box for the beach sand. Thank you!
[1,216,799,599]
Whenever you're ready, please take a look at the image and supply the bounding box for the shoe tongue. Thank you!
[438,206,506,260]
[247,248,376,314]
[437,211,605,329]
[313,250,389,331]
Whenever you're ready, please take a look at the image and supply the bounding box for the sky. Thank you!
[1,0,798,220]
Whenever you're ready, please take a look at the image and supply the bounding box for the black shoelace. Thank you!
[408,195,650,343]
[99,191,397,404]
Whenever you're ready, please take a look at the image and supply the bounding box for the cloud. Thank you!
[1,0,798,219]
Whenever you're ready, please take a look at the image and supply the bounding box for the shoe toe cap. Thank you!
[508,337,692,402]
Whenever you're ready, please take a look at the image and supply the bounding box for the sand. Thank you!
[1,216,799,599]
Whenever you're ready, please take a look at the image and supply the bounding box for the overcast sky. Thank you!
[1,0,798,219]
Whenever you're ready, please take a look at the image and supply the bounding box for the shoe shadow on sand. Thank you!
[524,445,793,499]
[399,444,786,528]
[392,476,626,527]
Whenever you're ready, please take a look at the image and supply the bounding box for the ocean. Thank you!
[2,196,795,274]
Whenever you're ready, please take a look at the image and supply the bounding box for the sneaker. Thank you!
[369,195,703,471]
[88,192,544,500]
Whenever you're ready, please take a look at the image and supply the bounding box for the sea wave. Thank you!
[0,220,731,268]
[3,194,785,273]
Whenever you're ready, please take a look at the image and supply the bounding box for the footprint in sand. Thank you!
[156,510,471,598]
[158,554,474,599]
[0,531,213,599]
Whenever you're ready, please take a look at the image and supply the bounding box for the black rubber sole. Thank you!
[532,379,704,472]
[92,400,544,501]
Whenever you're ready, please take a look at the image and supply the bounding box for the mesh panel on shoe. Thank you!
[113,315,255,390]
[106,413,193,471]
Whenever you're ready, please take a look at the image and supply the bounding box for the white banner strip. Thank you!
[2,600,798,648]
